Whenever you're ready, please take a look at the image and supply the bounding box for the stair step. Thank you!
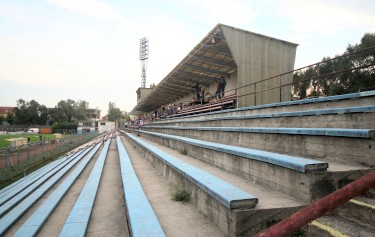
[309,214,375,237]
[126,133,305,236]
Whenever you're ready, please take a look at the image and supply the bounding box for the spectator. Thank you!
[219,75,227,98]
[215,79,222,99]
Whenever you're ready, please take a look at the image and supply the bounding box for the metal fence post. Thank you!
[17,146,20,169]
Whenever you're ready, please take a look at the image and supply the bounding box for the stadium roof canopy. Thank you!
[130,23,238,114]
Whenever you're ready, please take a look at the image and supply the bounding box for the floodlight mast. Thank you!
[139,37,149,88]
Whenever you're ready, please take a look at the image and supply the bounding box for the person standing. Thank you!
[215,79,222,99]
[219,75,227,98]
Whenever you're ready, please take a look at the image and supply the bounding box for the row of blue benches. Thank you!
[1,124,352,236]
[144,126,375,139]
[155,105,375,124]
[0,134,109,236]
[136,130,328,173]
[161,90,375,120]
[0,141,102,236]
[0,133,168,237]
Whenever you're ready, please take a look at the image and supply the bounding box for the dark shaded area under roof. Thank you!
[131,24,238,114]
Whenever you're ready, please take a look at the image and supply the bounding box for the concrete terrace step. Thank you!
[335,196,375,228]
[0,151,84,207]
[122,132,305,236]
[309,214,375,237]
[13,143,102,237]
[137,130,328,172]
[145,126,375,138]
[162,90,375,122]
[116,136,166,237]
[134,130,371,202]
[152,105,375,129]
[0,142,99,236]
[59,140,111,237]
[124,132,258,209]
[143,126,375,166]
[0,149,93,217]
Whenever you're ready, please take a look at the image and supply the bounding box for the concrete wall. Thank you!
[221,25,297,107]
[137,87,153,102]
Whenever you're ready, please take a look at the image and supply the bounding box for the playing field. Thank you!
[0,134,57,149]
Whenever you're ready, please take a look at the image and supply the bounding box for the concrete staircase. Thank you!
[132,91,375,236]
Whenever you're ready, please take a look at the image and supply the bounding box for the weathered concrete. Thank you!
[162,90,375,122]
[143,126,375,167]
[120,135,226,237]
[124,132,305,236]
[136,130,370,202]
[87,138,129,237]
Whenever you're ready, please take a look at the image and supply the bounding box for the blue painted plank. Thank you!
[126,133,258,209]
[117,136,166,237]
[59,140,111,237]
[0,158,61,197]
[0,151,83,206]
[13,143,101,237]
[0,152,84,216]
[139,130,328,173]
[163,90,375,120]
[157,105,375,124]
[146,126,374,138]
[0,143,97,236]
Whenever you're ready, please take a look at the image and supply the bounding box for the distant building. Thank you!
[101,114,109,121]
[77,120,116,134]
[86,108,101,121]
[0,107,14,118]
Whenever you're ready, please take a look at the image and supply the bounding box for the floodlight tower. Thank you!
[139,37,149,88]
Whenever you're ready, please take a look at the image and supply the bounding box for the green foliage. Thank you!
[0,134,56,148]
[53,99,88,123]
[51,122,77,133]
[178,147,187,155]
[5,112,15,125]
[292,32,375,99]
[171,187,191,202]
[286,229,304,237]
[13,99,48,125]
[108,102,122,122]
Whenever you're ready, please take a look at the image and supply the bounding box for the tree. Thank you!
[13,99,48,125]
[292,32,375,99]
[6,112,15,125]
[107,102,122,122]
[54,99,88,123]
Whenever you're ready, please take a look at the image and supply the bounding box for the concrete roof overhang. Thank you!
[130,24,238,115]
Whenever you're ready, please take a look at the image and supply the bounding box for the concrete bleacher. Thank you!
[0,142,100,236]
[152,105,375,129]
[143,126,375,167]
[116,136,166,237]
[124,132,283,236]
[162,90,375,121]
[168,94,237,118]
[13,143,102,237]
[131,130,370,204]
[59,140,111,237]
[0,91,374,236]
[126,91,375,236]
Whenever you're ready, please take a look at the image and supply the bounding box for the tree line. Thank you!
[292,32,375,99]
[0,99,128,127]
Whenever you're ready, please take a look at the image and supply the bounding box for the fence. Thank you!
[0,132,99,185]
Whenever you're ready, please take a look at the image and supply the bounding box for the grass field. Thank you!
[0,134,57,149]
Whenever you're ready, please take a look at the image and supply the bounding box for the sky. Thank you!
[1,0,374,116]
